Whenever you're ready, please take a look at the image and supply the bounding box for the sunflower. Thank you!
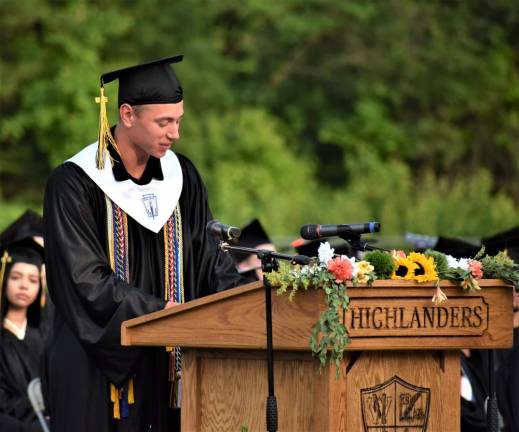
[391,256,418,280]
[408,252,438,282]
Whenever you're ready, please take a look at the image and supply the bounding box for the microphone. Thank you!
[206,220,242,241]
[300,222,380,240]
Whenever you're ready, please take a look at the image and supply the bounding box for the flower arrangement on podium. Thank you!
[266,243,519,372]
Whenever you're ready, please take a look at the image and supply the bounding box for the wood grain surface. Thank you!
[122,280,513,350]
[120,280,512,431]
[181,349,459,431]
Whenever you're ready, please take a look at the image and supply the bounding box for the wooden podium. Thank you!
[121,279,514,431]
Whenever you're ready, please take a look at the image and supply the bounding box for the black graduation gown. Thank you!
[0,326,45,431]
[42,153,245,432]
[496,328,519,432]
[460,350,490,432]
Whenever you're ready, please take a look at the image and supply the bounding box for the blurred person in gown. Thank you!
[437,228,519,432]
[0,235,47,431]
[0,210,53,336]
[231,219,276,282]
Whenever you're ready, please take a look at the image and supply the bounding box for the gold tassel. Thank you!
[95,86,119,170]
[128,378,135,404]
[110,384,120,419]
[40,282,46,308]
[0,251,12,314]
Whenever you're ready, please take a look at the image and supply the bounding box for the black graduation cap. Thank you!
[432,236,481,259]
[95,55,184,169]
[435,228,519,261]
[482,226,519,261]
[291,238,353,257]
[0,209,43,247]
[101,54,184,106]
[232,219,272,264]
[3,238,45,268]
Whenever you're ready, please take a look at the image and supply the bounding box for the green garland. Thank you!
[267,263,350,375]
[266,246,519,374]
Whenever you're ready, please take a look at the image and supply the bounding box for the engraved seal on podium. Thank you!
[361,375,430,431]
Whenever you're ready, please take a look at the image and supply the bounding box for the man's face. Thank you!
[127,101,184,159]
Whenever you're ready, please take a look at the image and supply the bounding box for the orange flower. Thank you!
[391,249,407,259]
[469,260,483,279]
[327,257,354,283]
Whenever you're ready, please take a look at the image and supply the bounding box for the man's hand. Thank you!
[165,300,179,310]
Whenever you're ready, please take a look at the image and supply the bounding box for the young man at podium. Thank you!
[43,55,245,432]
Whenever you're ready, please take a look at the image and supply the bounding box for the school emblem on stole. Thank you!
[142,193,159,219]
[360,375,430,431]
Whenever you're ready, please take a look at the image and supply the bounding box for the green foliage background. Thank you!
[1,0,519,242]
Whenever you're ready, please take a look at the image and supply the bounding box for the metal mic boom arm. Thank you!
[220,243,313,266]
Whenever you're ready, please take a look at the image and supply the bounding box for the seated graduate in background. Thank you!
[0,210,53,337]
[495,286,519,432]
[0,236,47,431]
[460,292,519,432]
[441,228,519,432]
[459,348,491,432]
[231,219,276,282]
[490,227,519,431]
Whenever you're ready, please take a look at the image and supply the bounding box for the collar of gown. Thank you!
[3,317,27,340]
[68,142,183,233]
[108,143,164,184]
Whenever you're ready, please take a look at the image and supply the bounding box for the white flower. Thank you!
[299,265,314,276]
[446,255,458,268]
[345,256,358,276]
[446,255,470,270]
[458,258,470,270]
[318,242,335,264]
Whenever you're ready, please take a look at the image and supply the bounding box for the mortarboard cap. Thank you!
[435,228,519,262]
[238,219,271,249]
[0,209,43,247]
[0,212,45,298]
[101,54,184,106]
[231,219,273,264]
[482,226,519,261]
[291,238,353,258]
[3,238,45,269]
[434,236,482,259]
[95,55,184,169]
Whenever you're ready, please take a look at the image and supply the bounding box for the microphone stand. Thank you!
[219,242,312,432]
[339,233,389,253]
